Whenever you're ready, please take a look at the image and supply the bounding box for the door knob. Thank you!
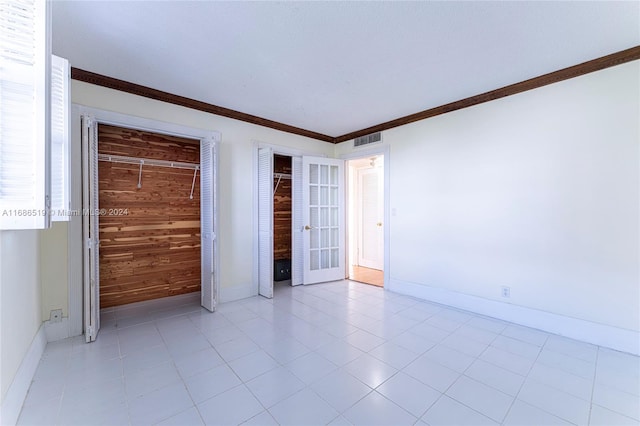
[376,222,382,227]
[304,225,312,230]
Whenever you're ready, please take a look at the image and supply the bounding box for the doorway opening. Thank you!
[97,124,202,308]
[273,154,293,292]
[79,109,219,342]
[347,155,384,287]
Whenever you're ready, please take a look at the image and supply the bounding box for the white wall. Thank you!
[0,231,42,401]
[44,80,334,318]
[336,62,640,348]
[40,223,69,320]
[17,59,638,365]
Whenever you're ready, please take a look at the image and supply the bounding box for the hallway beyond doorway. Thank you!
[349,265,383,287]
[347,154,385,289]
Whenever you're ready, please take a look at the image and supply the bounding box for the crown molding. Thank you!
[70,68,335,143]
[334,46,640,143]
[71,46,640,144]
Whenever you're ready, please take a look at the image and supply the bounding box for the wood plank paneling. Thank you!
[98,124,201,308]
[274,155,292,261]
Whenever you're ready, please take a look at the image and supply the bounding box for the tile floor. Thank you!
[17,281,640,426]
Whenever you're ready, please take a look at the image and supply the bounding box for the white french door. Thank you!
[302,156,345,284]
[357,167,383,270]
[82,115,100,342]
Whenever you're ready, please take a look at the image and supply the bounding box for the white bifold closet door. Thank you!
[83,118,219,342]
[258,147,274,298]
[291,156,303,286]
[82,115,100,342]
[200,138,217,311]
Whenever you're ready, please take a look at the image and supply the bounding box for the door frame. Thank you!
[252,142,326,296]
[69,105,220,338]
[340,146,390,288]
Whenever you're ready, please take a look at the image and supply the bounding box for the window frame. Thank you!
[0,0,52,230]
[50,54,71,222]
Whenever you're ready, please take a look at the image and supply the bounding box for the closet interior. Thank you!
[97,124,202,308]
[273,154,292,282]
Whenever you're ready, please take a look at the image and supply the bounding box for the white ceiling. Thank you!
[52,1,639,138]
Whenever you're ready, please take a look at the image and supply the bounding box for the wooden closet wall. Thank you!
[98,124,201,308]
[273,155,292,261]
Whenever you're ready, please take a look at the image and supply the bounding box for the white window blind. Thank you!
[0,0,51,230]
[50,54,69,221]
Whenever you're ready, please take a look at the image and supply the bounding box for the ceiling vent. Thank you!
[354,132,382,148]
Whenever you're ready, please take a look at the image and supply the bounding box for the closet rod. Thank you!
[98,154,199,171]
[273,173,292,195]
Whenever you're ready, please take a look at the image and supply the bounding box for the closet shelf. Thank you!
[98,153,199,170]
[273,172,291,194]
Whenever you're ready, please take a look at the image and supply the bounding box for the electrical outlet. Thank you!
[50,309,63,323]
[501,286,511,298]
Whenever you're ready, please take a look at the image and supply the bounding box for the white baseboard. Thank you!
[44,317,70,342]
[0,325,46,426]
[220,282,255,303]
[388,278,640,355]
